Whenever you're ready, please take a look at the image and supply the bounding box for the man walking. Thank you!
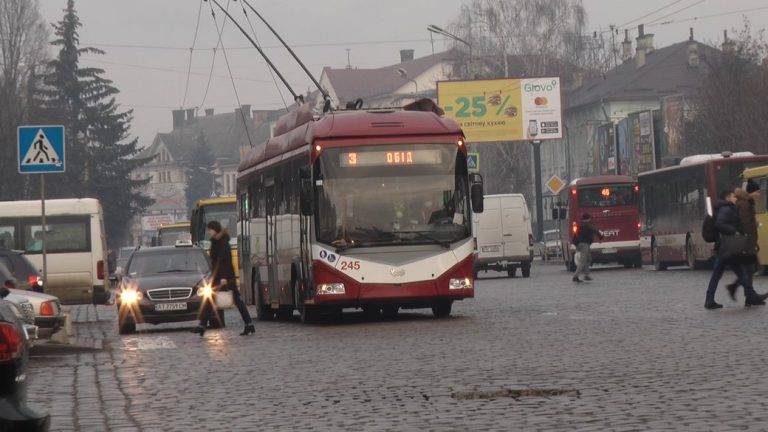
[705,189,768,309]
[727,180,761,300]
[572,213,603,283]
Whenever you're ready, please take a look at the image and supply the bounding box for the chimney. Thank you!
[172,109,185,129]
[635,24,655,58]
[185,108,196,124]
[687,43,700,68]
[240,105,251,119]
[621,29,632,62]
[722,30,736,54]
[636,49,646,68]
[400,49,414,63]
[205,108,214,117]
[689,27,694,42]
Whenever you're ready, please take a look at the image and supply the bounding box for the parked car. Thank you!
[116,245,220,334]
[0,249,43,292]
[473,194,534,278]
[0,255,64,337]
[114,246,136,275]
[0,299,50,431]
[541,229,562,261]
[1,265,36,327]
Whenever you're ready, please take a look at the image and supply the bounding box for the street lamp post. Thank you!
[427,24,473,76]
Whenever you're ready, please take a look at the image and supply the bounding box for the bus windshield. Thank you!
[315,143,471,248]
[578,185,636,208]
[200,203,237,246]
[158,227,191,246]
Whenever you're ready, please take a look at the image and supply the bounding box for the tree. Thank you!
[185,132,216,211]
[684,21,768,155]
[0,0,48,200]
[30,0,151,246]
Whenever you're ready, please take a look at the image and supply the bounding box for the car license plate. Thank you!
[155,302,187,312]
[482,245,500,253]
[601,248,618,254]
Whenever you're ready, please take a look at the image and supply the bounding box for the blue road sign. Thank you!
[18,125,66,174]
[467,152,480,172]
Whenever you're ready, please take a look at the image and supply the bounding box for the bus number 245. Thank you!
[340,260,361,271]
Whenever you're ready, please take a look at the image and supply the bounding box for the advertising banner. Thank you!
[628,110,656,175]
[141,214,174,231]
[437,77,562,143]
[616,118,630,176]
[597,123,616,175]
[661,94,686,166]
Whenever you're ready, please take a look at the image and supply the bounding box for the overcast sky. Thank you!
[37,0,768,146]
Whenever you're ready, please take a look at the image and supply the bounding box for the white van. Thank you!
[473,194,534,278]
[0,198,110,304]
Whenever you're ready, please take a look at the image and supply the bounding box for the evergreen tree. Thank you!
[30,0,151,246]
[185,132,217,211]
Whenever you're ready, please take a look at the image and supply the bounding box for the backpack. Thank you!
[702,215,717,243]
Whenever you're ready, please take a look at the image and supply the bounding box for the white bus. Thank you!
[0,198,110,304]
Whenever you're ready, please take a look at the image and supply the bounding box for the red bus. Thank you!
[554,175,642,271]
[638,152,768,270]
[236,101,484,323]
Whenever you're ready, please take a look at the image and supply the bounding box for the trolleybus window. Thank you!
[315,143,470,248]
[578,185,636,208]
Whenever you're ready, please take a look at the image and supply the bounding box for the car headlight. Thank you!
[197,285,214,298]
[449,278,472,290]
[119,289,142,303]
[316,283,345,295]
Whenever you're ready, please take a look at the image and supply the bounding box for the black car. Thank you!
[0,298,50,431]
[0,249,43,292]
[116,245,223,334]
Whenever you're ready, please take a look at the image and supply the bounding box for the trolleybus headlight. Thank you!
[316,283,345,295]
[449,278,472,290]
[119,289,142,304]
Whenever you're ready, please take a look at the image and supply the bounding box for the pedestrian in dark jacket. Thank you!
[705,189,768,309]
[572,213,603,283]
[726,182,761,299]
[193,220,255,336]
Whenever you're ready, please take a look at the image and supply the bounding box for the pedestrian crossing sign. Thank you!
[17,125,66,174]
[467,152,480,172]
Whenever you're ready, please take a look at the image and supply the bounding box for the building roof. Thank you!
[139,109,261,164]
[322,50,456,103]
[566,40,720,110]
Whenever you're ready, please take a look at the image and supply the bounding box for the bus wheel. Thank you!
[521,262,531,278]
[432,301,452,318]
[652,241,667,271]
[277,306,293,321]
[254,278,272,321]
[300,306,319,324]
[685,238,697,269]
[381,305,398,319]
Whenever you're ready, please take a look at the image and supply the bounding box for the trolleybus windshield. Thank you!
[316,143,470,248]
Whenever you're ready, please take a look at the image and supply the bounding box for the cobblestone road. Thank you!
[24,263,768,431]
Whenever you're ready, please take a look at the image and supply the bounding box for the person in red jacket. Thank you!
[192,220,255,336]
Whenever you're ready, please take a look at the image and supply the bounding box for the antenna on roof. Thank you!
[204,0,300,102]
[238,0,332,112]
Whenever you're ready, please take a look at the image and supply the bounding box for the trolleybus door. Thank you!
[265,180,279,305]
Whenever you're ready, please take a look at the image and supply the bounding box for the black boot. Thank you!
[240,324,255,336]
[726,283,738,301]
[191,325,206,336]
[745,293,768,306]
[572,276,582,283]
[704,300,723,310]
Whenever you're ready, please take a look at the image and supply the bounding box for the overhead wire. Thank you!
[181,0,204,108]
[81,38,439,51]
[646,0,707,26]
[648,4,768,27]
[616,0,687,29]
[206,0,254,149]
[200,0,230,112]
[240,2,288,111]
[82,58,273,83]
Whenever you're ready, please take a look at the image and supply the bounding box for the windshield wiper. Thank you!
[397,231,452,249]
[157,269,192,273]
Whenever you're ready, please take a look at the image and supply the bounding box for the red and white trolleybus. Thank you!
[236,101,484,323]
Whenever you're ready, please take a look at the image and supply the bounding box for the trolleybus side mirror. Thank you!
[470,173,484,213]
[299,167,314,216]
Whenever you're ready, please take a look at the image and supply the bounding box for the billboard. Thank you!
[660,94,686,166]
[141,214,174,231]
[616,118,630,176]
[627,110,656,175]
[597,123,616,175]
[437,77,562,143]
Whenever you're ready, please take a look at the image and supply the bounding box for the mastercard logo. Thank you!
[534,96,548,106]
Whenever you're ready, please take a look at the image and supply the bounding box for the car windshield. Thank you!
[315,143,471,248]
[127,249,210,277]
[578,185,636,208]
[6,253,38,281]
[158,227,191,246]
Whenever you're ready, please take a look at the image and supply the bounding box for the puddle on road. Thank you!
[451,387,580,401]
[123,336,177,351]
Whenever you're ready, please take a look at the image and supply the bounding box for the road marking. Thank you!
[124,336,177,351]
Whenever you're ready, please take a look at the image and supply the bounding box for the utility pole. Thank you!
[346,48,351,69]
[532,140,544,242]
[609,24,618,68]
